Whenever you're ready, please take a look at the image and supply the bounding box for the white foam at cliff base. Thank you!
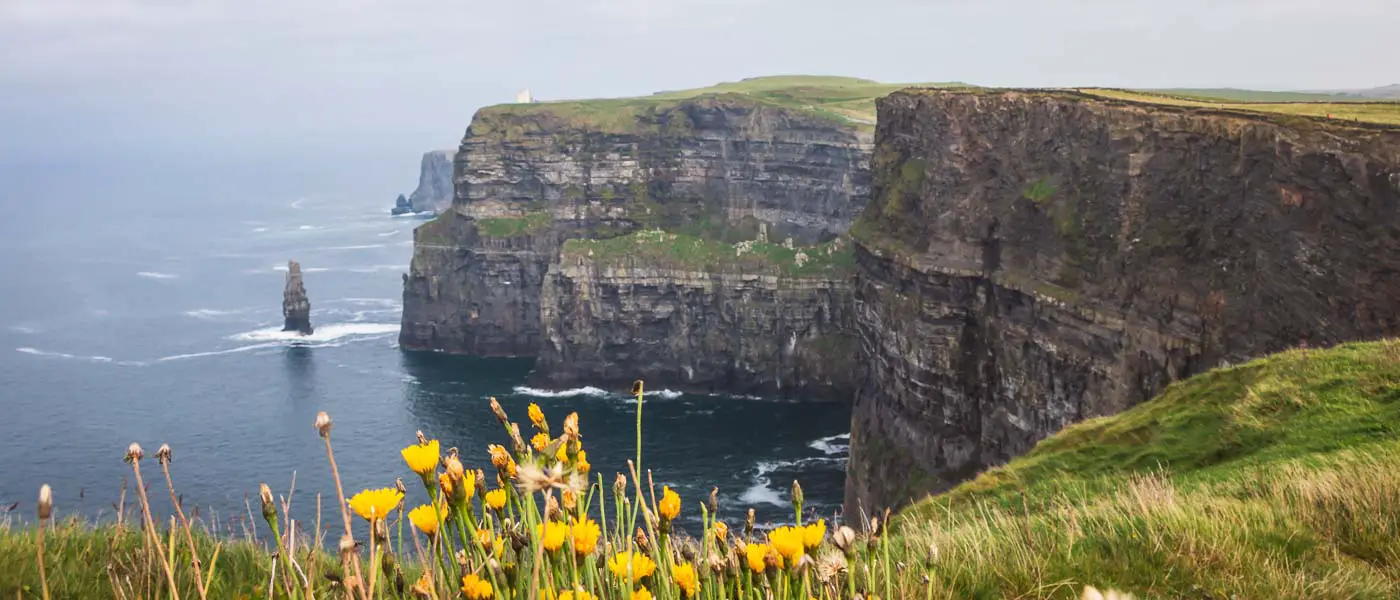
[272,264,330,273]
[16,347,115,363]
[136,271,178,280]
[512,386,611,399]
[644,389,684,399]
[808,433,851,456]
[229,322,400,343]
[740,460,787,507]
[377,230,400,237]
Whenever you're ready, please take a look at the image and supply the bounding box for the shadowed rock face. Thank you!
[408,150,455,213]
[845,89,1400,516]
[282,260,313,335]
[399,96,872,394]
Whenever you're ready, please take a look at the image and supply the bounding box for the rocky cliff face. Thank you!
[401,86,876,392]
[282,260,313,335]
[536,234,859,398]
[846,89,1400,514]
[408,150,455,213]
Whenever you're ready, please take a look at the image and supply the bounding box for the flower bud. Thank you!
[37,484,52,521]
[631,379,644,397]
[708,487,719,514]
[744,508,755,539]
[634,527,651,553]
[791,480,804,510]
[373,519,389,544]
[156,444,173,464]
[445,453,465,482]
[613,474,627,496]
[314,412,333,437]
[259,483,277,524]
[125,442,144,463]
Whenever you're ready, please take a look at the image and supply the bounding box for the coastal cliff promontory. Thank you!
[845,88,1400,514]
[399,77,911,397]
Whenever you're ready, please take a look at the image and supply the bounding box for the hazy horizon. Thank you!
[2,0,1397,192]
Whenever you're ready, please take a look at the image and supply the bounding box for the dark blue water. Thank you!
[0,159,850,533]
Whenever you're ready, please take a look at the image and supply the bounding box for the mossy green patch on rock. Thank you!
[561,230,853,277]
[476,212,553,238]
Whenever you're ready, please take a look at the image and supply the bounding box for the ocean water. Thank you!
[0,159,851,533]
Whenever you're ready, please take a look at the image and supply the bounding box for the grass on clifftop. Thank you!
[474,75,965,134]
[561,229,855,277]
[1082,88,1400,126]
[881,339,1400,598]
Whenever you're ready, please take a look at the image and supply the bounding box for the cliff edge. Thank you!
[846,88,1400,514]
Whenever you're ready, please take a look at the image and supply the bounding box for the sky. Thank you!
[1,0,1397,191]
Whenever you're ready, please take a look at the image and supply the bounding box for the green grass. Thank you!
[879,339,1400,598]
[1082,88,1400,126]
[560,229,854,277]
[1144,88,1394,103]
[476,212,553,238]
[471,75,967,135]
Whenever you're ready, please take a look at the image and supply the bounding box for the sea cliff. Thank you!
[844,88,1400,514]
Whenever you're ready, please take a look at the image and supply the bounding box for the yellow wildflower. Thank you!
[607,551,657,581]
[673,563,698,598]
[532,433,550,452]
[529,403,547,429]
[401,439,440,477]
[571,517,601,555]
[475,527,492,547]
[745,543,773,573]
[347,488,403,521]
[485,488,507,511]
[461,573,493,600]
[555,441,568,463]
[539,520,569,552]
[802,519,826,550]
[577,450,590,474]
[631,587,653,600]
[658,486,680,521]
[769,526,805,562]
[713,521,729,543]
[562,489,578,511]
[407,503,445,536]
[410,572,434,598]
[462,468,477,499]
[559,590,595,600]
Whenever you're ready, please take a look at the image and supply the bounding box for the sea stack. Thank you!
[282,260,313,335]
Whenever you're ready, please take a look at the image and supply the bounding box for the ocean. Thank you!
[0,157,851,534]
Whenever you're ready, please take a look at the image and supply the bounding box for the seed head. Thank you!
[562,412,580,443]
[445,453,466,482]
[37,484,52,520]
[314,412,333,437]
[415,430,428,445]
[613,474,627,496]
[831,526,857,554]
[708,487,719,514]
[744,508,755,538]
[156,444,173,464]
[634,527,652,553]
[125,442,144,463]
[338,533,357,556]
[631,379,644,397]
[395,478,406,496]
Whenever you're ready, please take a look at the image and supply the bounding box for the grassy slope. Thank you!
[560,229,854,277]
[883,339,1400,599]
[473,75,965,133]
[1082,88,1400,125]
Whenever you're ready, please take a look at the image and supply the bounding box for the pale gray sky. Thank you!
[1,0,1397,167]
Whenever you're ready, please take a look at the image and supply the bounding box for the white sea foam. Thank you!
[10,324,38,334]
[512,385,611,399]
[644,389,684,399]
[320,243,387,251]
[271,264,330,273]
[345,265,404,274]
[16,347,115,363]
[229,322,400,343]
[740,461,787,507]
[808,433,851,456]
[136,271,178,280]
[252,227,269,233]
[298,225,318,230]
[377,230,400,237]
[183,308,252,320]
[157,342,282,362]
[332,298,400,307]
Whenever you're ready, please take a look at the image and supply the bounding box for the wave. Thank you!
[9,325,38,334]
[645,389,684,399]
[252,227,269,233]
[377,230,401,237]
[183,308,254,320]
[328,298,400,307]
[808,433,850,456]
[298,225,319,230]
[157,342,283,362]
[271,264,330,273]
[319,244,387,251]
[229,322,400,343]
[740,455,846,508]
[136,271,178,280]
[512,385,612,399]
[16,347,115,363]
